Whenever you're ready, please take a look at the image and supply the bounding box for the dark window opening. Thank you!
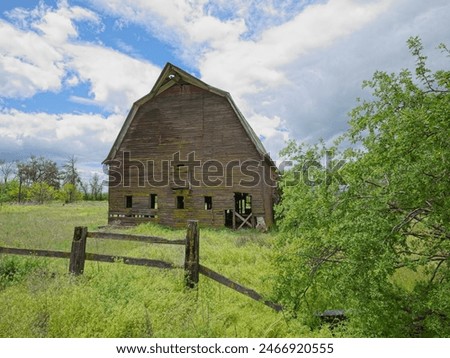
[204,196,212,210]
[125,195,133,208]
[150,194,158,209]
[224,209,233,228]
[176,196,185,209]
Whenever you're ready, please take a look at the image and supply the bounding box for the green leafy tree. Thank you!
[274,37,450,337]
[29,182,56,204]
[0,180,20,203]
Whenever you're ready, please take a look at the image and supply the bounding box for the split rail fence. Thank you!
[0,220,282,312]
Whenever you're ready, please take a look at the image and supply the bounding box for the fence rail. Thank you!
[0,247,71,260]
[0,247,179,270]
[84,253,179,269]
[199,265,283,312]
[0,220,282,312]
[87,231,186,245]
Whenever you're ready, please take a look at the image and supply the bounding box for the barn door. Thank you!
[232,193,254,229]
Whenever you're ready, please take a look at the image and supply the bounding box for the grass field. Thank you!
[0,202,325,338]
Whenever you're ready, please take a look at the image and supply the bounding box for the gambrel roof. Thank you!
[103,63,273,166]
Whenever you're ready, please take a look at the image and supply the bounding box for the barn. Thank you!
[103,63,277,229]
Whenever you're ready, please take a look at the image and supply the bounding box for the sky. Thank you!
[0,0,449,180]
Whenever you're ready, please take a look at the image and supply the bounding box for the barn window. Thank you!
[125,195,133,208]
[176,196,185,209]
[150,194,158,209]
[204,196,212,210]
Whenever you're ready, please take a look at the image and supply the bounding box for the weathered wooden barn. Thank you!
[103,63,277,229]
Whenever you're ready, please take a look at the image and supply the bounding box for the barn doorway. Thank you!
[224,193,254,229]
[234,192,251,215]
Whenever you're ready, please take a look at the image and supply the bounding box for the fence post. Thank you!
[69,226,88,275]
[184,220,199,289]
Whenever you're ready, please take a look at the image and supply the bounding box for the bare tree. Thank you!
[61,155,81,203]
[0,160,16,184]
[90,173,103,200]
[79,180,89,200]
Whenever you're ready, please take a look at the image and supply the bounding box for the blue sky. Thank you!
[0,0,449,180]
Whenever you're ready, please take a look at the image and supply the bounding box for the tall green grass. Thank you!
[0,202,322,337]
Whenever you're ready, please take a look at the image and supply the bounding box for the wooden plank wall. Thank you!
[108,84,275,228]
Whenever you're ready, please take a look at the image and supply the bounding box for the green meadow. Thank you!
[0,202,325,338]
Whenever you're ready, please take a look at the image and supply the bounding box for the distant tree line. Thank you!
[0,155,106,204]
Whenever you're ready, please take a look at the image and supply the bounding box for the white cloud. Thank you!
[65,74,80,87]
[200,0,394,97]
[268,0,450,147]
[0,108,123,163]
[0,1,102,98]
[66,43,161,112]
[88,0,393,95]
[0,1,161,112]
[88,0,247,60]
[245,112,289,159]
[0,20,64,97]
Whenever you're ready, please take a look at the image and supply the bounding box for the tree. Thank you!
[61,155,81,203]
[29,182,56,204]
[0,160,16,205]
[274,37,450,337]
[0,160,16,184]
[16,156,60,203]
[58,183,82,203]
[0,179,20,203]
[79,180,90,200]
[90,173,103,200]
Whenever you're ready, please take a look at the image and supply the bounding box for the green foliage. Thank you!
[28,182,57,203]
[0,179,20,203]
[274,37,450,337]
[0,256,44,290]
[0,155,103,204]
[57,183,83,203]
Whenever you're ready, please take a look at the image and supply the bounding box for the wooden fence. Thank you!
[0,220,282,312]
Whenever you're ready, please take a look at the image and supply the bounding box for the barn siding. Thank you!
[108,83,275,228]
